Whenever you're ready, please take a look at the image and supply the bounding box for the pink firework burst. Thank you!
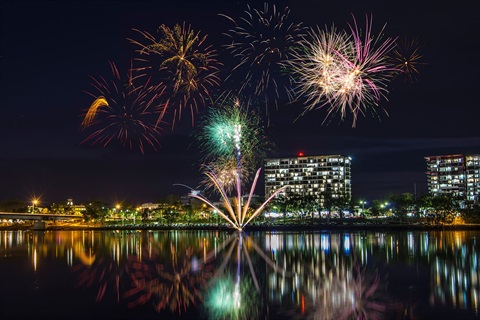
[290,14,398,127]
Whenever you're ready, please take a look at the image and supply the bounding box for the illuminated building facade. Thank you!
[65,198,86,215]
[264,154,352,203]
[425,154,480,203]
[466,154,480,203]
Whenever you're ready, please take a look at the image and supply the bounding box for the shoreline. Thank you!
[2,221,480,232]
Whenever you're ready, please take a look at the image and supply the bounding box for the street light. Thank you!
[383,202,390,215]
[359,200,367,216]
[32,199,38,213]
[116,204,123,225]
[359,200,367,210]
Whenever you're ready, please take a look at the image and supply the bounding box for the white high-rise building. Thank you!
[425,154,480,203]
[466,154,480,203]
[264,154,352,204]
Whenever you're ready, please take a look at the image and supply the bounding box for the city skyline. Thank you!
[1,0,479,205]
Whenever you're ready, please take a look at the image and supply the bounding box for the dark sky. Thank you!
[1,0,479,206]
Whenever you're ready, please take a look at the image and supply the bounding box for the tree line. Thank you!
[1,191,479,226]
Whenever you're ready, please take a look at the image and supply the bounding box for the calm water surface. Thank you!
[0,229,479,319]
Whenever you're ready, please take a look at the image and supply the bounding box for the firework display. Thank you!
[198,157,249,194]
[196,97,271,191]
[289,14,398,127]
[185,167,287,230]
[128,22,222,129]
[181,95,283,230]
[80,6,421,196]
[219,3,306,115]
[80,7,421,149]
[389,36,424,84]
[81,61,165,154]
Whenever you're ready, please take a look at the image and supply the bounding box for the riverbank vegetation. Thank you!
[1,191,479,230]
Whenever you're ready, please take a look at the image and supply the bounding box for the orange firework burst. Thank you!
[389,36,425,84]
[128,22,222,129]
[81,96,109,128]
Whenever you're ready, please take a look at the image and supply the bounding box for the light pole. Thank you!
[116,204,123,225]
[32,199,38,213]
[359,200,367,216]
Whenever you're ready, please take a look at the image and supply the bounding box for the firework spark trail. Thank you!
[180,94,283,230]
[290,14,398,127]
[389,36,424,84]
[81,96,109,128]
[81,61,165,154]
[343,14,398,123]
[196,97,271,191]
[128,22,222,129]
[219,2,306,118]
[200,159,249,195]
[184,167,287,230]
[290,25,353,119]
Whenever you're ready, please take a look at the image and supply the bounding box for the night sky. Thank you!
[1,0,479,206]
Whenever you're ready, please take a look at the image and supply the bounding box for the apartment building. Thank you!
[264,154,352,204]
[425,154,480,203]
[466,154,480,203]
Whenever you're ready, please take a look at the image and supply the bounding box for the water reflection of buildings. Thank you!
[262,232,396,319]
[261,230,480,318]
[429,231,480,314]
[1,229,480,318]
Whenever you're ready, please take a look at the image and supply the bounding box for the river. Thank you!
[0,229,479,319]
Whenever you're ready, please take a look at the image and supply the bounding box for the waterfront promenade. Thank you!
[2,218,480,232]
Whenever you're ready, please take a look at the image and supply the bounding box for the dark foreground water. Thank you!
[0,229,479,319]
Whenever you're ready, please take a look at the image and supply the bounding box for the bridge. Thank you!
[0,212,83,229]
